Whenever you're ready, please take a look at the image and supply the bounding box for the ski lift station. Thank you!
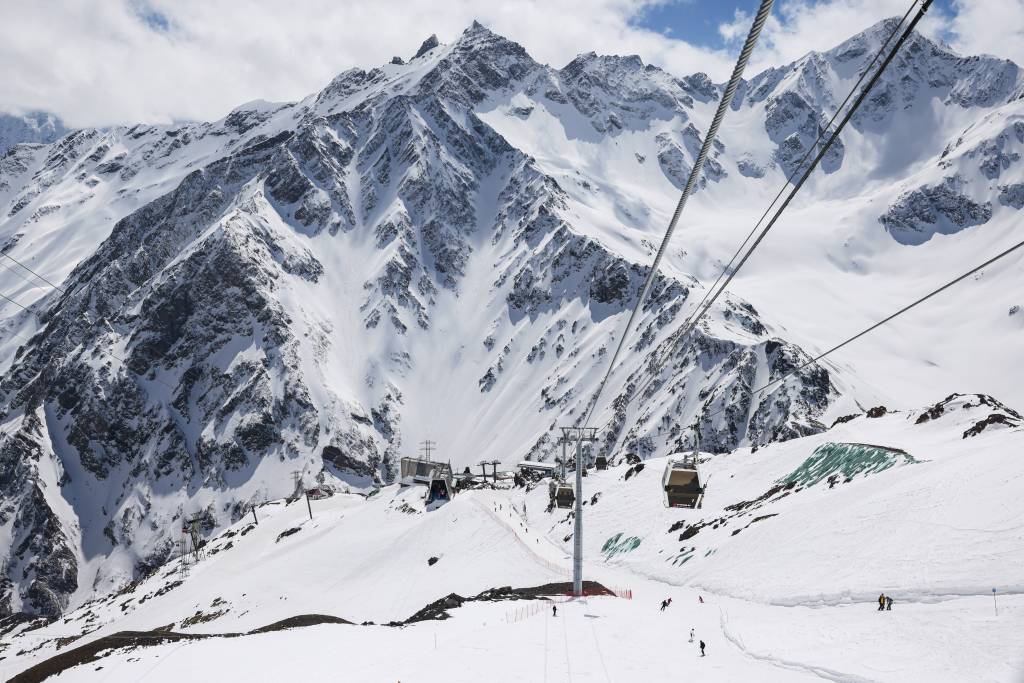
[517,460,558,477]
[425,467,455,505]
[400,455,456,506]
[399,456,451,486]
[662,452,708,509]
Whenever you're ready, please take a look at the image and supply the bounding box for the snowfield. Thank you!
[2,394,1022,681]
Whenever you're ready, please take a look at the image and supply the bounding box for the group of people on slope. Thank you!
[657,596,706,656]
[877,593,894,611]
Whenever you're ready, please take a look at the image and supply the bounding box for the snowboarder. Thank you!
[699,640,706,657]
[698,595,704,604]
[689,628,695,643]
[660,599,668,611]
[886,596,893,611]
[552,604,557,617]
[878,593,886,611]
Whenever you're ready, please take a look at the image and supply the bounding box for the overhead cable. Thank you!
[579,0,777,434]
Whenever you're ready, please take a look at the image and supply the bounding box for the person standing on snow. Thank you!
[552,604,557,617]
[699,640,706,657]
[660,599,668,611]
[878,594,886,611]
[689,628,695,643]
[886,596,893,611]
[698,596,704,604]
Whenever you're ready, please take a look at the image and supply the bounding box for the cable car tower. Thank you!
[560,426,597,597]
[183,515,206,563]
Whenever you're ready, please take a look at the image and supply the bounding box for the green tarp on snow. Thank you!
[780,442,920,487]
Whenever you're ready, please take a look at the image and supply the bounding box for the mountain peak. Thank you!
[412,34,440,61]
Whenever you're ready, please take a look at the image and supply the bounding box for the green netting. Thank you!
[601,532,642,560]
[668,548,694,566]
[780,442,920,487]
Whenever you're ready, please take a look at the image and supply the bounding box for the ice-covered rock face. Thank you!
[0,18,1021,619]
[880,175,993,244]
[557,53,703,132]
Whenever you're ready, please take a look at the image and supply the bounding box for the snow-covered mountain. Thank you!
[0,18,1021,620]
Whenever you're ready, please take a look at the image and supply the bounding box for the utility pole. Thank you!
[420,439,436,461]
[489,459,500,483]
[251,505,259,526]
[560,426,597,597]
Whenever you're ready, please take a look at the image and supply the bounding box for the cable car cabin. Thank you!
[662,453,706,509]
[552,483,576,509]
[595,455,608,471]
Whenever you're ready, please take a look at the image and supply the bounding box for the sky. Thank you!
[0,0,1019,128]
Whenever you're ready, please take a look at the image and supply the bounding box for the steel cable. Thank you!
[579,0,776,434]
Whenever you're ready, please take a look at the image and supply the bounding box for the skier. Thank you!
[689,628,695,643]
[660,599,668,612]
[878,593,886,611]
[699,640,706,657]
[886,596,894,611]
[552,604,557,617]
[698,596,704,604]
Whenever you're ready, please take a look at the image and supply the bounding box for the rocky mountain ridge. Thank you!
[0,19,1020,619]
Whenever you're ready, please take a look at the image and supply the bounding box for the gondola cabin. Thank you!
[553,483,576,509]
[595,455,608,471]
[662,453,706,509]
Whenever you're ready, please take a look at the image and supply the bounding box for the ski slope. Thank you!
[2,394,1022,682]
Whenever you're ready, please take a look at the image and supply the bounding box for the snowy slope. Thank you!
[0,17,1022,621]
[1,394,1021,681]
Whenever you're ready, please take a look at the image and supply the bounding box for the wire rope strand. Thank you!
[623,1,922,414]
[600,0,933,445]
[701,236,1024,422]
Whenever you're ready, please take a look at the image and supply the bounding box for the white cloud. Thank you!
[947,0,1024,65]
[0,0,733,128]
[0,0,1005,129]
[717,0,955,74]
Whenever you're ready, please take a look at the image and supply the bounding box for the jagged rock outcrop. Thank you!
[880,175,992,244]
